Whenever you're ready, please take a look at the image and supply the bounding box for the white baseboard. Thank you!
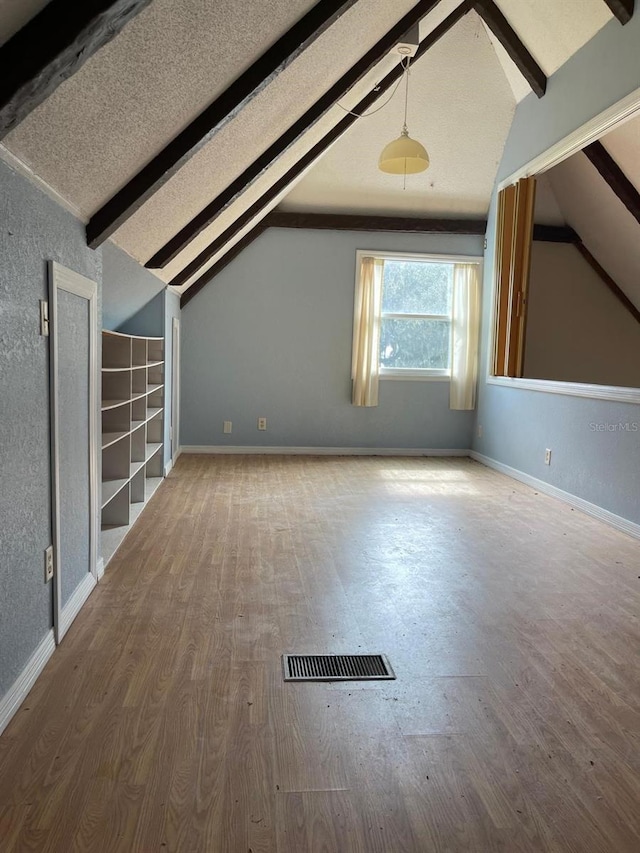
[58,572,97,642]
[164,458,173,476]
[470,451,640,540]
[181,445,471,457]
[0,629,56,737]
[96,557,105,580]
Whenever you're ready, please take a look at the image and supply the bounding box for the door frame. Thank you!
[49,261,98,643]
[171,315,181,464]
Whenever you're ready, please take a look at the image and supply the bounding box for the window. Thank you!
[352,251,482,410]
[379,258,453,377]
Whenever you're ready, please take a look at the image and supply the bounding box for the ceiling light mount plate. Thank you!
[395,22,420,58]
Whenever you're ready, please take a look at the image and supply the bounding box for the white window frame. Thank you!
[354,249,483,381]
[487,84,640,405]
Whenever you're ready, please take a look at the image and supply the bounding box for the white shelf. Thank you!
[101,430,129,450]
[130,460,146,478]
[100,329,166,570]
[102,478,129,508]
[102,398,130,411]
[103,329,163,341]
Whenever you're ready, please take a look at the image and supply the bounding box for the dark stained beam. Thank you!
[575,242,640,325]
[169,3,474,290]
[602,0,635,24]
[86,0,363,248]
[180,222,269,309]
[0,0,153,140]
[180,217,588,311]
[532,224,579,243]
[146,0,460,270]
[473,0,546,98]
[583,140,640,227]
[266,211,487,234]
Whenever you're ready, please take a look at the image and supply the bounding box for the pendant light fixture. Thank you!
[378,55,429,177]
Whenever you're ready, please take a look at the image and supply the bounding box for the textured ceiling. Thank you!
[3,0,319,211]
[111,0,419,265]
[494,0,611,77]
[479,21,531,103]
[279,13,515,220]
[0,0,623,296]
[0,0,49,46]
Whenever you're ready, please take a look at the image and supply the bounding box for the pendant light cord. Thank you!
[335,56,411,119]
[403,58,410,130]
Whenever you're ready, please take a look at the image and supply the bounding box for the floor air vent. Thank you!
[282,654,395,682]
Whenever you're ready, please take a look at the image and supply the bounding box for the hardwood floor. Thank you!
[1,454,639,852]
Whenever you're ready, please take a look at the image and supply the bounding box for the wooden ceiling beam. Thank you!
[146,0,455,270]
[0,0,153,140]
[473,0,546,98]
[178,209,484,308]
[583,140,640,227]
[532,224,579,243]
[266,211,488,234]
[575,242,640,324]
[85,0,364,248]
[602,0,635,24]
[170,2,474,291]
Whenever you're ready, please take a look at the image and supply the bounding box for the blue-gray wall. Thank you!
[0,166,176,705]
[0,159,101,696]
[474,14,640,525]
[102,241,165,333]
[181,227,481,450]
[101,241,176,468]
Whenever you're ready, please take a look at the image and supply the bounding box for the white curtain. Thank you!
[352,256,384,407]
[450,263,481,411]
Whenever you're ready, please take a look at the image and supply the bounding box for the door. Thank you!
[171,316,180,463]
[49,261,98,643]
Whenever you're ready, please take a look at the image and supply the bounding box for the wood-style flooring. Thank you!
[1,454,639,852]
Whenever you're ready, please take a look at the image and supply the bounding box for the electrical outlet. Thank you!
[477,424,483,438]
[257,417,267,431]
[223,421,232,434]
[544,448,552,465]
[44,546,54,582]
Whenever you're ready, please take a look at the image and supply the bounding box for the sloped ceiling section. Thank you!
[3,0,322,213]
[493,0,611,79]
[280,13,515,221]
[0,0,625,299]
[541,114,640,311]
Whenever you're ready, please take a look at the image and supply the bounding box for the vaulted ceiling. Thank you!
[0,0,631,303]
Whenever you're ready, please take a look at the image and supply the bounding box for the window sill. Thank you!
[380,372,451,382]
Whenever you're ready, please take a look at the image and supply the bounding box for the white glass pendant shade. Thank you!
[378,127,429,175]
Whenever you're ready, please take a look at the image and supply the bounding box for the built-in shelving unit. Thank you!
[100,330,165,567]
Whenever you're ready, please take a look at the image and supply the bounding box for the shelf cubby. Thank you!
[100,330,166,569]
